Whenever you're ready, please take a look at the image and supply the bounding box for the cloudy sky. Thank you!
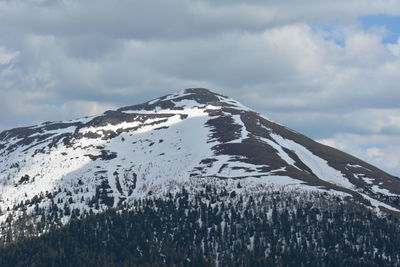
[0,0,399,176]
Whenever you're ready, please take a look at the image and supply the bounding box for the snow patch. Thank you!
[270,133,355,189]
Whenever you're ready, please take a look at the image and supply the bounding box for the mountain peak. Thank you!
[178,87,224,96]
[1,87,400,231]
[169,87,226,100]
[2,88,400,266]
[117,88,247,113]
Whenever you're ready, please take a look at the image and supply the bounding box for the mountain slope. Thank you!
[0,88,399,228]
[2,188,400,267]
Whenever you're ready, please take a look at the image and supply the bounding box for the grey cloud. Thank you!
[61,35,124,60]
[2,22,400,118]
[1,0,400,41]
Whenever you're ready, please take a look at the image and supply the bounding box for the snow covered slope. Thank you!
[0,88,400,224]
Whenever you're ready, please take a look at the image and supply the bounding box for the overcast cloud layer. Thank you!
[0,0,399,176]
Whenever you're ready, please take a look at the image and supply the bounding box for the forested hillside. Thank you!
[1,186,400,267]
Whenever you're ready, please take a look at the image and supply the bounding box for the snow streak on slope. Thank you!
[269,133,355,189]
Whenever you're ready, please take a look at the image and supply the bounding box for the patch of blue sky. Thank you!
[360,144,385,150]
[359,14,400,44]
[308,20,345,47]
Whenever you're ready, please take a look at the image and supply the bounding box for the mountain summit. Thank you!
[0,88,399,226]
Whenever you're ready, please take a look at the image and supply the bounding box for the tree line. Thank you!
[0,186,400,266]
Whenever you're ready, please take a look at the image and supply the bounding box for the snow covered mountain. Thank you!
[0,88,399,226]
